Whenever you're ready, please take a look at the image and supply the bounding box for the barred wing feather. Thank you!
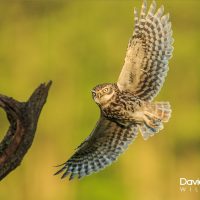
[55,116,138,180]
[117,0,174,101]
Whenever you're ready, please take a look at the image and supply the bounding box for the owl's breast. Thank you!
[102,105,126,121]
[101,94,143,122]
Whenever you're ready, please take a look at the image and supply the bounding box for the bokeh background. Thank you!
[0,0,200,200]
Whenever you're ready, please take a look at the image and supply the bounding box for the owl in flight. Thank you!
[55,0,174,180]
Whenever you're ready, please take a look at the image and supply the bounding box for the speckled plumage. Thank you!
[55,0,174,180]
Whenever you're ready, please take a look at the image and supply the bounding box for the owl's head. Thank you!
[91,83,118,106]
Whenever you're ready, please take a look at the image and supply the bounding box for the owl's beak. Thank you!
[97,93,103,98]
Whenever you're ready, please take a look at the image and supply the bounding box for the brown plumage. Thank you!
[55,0,174,180]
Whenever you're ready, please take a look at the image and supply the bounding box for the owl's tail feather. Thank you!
[139,102,171,140]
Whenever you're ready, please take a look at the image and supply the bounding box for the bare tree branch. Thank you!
[0,81,52,181]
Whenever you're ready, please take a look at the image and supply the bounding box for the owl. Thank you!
[55,0,174,180]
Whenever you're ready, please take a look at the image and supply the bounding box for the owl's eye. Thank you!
[92,92,96,97]
[103,88,109,93]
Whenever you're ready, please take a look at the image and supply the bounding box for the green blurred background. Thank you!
[0,0,200,200]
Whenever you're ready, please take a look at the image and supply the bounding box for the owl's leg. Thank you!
[139,102,171,140]
[143,112,162,128]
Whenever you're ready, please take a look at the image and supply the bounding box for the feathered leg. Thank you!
[140,102,171,140]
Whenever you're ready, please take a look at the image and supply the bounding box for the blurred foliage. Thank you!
[0,0,200,200]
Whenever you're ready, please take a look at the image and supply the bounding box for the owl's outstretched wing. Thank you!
[55,116,138,180]
[117,0,174,101]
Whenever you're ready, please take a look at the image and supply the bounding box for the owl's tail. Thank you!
[139,102,171,140]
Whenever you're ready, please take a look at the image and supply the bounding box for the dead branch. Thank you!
[0,81,52,181]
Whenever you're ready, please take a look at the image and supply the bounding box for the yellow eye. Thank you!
[103,88,109,93]
[92,91,96,97]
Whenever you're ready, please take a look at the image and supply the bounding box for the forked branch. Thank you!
[0,81,52,180]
